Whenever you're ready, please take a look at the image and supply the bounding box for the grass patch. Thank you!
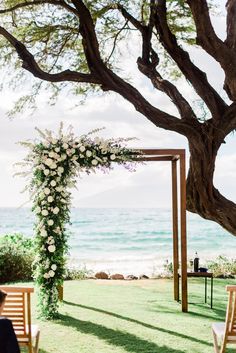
[21,278,236,352]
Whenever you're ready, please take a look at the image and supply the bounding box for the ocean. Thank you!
[0,207,235,276]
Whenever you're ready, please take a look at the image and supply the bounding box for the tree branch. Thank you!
[0,26,100,84]
[187,0,229,59]
[137,57,198,122]
[226,0,236,49]
[0,0,78,16]
[154,0,228,119]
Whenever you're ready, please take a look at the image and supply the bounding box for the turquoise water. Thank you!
[0,208,235,275]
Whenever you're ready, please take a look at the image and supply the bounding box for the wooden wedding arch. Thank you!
[59,148,188,312]
[138,148,187,312]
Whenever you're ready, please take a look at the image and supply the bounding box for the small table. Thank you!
[187,272,213,308]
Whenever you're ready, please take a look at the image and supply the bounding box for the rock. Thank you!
[95,271,109,279]
[126,275,138,280]
[139,274,149,279]
[110,273,124,280]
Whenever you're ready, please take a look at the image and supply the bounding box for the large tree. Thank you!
[0,0,236,235]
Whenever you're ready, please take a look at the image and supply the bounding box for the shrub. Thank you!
[0,233,35,283]
[65,266,93,280]
[207,256,236,278]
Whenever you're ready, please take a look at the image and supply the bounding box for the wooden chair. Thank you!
[0,286,40,353]
[212,285,236,353]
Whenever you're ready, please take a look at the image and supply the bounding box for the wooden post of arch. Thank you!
[172,158,179,302]
[180,150,187,312]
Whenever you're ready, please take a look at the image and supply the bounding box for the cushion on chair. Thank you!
[19,325,40,343]
[212,322,236,341]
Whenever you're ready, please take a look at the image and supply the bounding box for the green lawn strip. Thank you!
[20,278,236,353]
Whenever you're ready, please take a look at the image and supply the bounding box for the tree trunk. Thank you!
[186,129,236,235]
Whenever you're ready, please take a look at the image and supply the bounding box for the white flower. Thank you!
[47,196,54,203]
[48,245,56,253]
[49,270,55,277]
[41,209,49,216]
[45,158,53,166]
[40,229,47,237]
[50,163,57,169]
[91,159,98,166]
[71,148,76,154]
[55,147,60,153]
[50,180,56,187]
[44,188,50,195]
[51,264,57,271]
[86,150,92,157]
[63,143,69,149]
[43,273,50,279]
[79,146,85,152]
[52,139,58,145]
[58,167,64,174]
[53,207,60,215]
[56,186,63,192]
[49,151,55,158]
[44,169,50,176]
[35,206,41,214]
[110,154,116,160]
[47,219,54,226]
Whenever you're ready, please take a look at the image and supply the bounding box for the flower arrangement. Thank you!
[18,124,139,319]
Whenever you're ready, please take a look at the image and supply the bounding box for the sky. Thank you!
[0,1,235,209]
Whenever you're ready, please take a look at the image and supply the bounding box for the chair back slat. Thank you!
[0,286,34,342]
[226,286,236,339]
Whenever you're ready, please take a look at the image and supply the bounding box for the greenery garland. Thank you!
[18,124,139,319]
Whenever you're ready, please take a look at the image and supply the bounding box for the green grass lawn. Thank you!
[25,278,236,353]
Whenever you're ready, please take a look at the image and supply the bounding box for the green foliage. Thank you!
[0,0,216,115]
[0,233,34,283]
[207,256,236,278]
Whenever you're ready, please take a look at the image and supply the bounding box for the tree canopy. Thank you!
[1,0,236,235]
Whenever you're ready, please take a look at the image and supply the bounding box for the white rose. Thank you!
[35,206,41,214]
[53,207,60,215]
[71,148,76,154]
[58,167,64,174]
[43,273,50,279]
[110,154,116,160]
[55,147,60,153]
[91,159,98,166]
[79,146,85,152]
[47,219,54,226]
[41,209,49,216]
[52,139,58,145]
[86,150,92,157]
[47,196,54,203]
[48,245,56,253]
[49,151,55,158]
[63,143,69,149]
[79,154,84,158]
[40,229,47,237]
[51,264,57,271]
[45,158,53,166]
[50,163,57,169]
[50,180,56,187]
[49,270,55,277]
[44,188,50,195]
[44,169,50,176]
[56,186,63,192]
